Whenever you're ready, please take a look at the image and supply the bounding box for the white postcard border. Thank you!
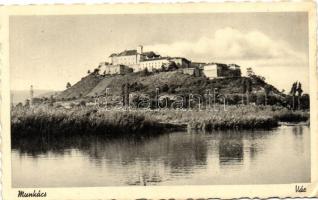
[1,2,317,199]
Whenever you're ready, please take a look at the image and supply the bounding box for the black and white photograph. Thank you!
[1,2,317,199]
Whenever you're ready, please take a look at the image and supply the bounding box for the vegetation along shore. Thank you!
[12,65,310,137]
[11,104,309,140]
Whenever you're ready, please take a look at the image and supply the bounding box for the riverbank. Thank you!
[11,105,309,138]
[11,107,177,138]
[147,105,309,130]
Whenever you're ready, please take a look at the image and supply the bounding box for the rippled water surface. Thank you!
[12,125,310,187]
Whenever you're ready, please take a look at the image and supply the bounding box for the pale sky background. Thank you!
[10,13,309,92]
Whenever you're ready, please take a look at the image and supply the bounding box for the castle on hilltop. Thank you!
[97,45,241,78]
[99,45,190,74]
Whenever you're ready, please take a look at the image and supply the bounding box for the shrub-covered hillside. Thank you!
[57,74,103,99]
[57,70,283,103]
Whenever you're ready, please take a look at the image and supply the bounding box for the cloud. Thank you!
[144,27,307,67]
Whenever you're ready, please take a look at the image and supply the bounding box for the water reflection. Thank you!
[292,125,304,136]
[218,134,244,165]
[291,125,306,155]
[11,126,310,187]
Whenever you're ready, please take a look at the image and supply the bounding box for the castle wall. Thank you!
[139,59,170,71]
[203,64,218,78]
[112,55,138,65]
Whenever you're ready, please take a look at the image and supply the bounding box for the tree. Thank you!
[167,61,178,71]
[245,79,252,104]
[141,67,150,76]
[246,67,255,77]
[296,82,303,110]
[257,75,266,82]
[121,83,130,108]
[15,102,23,108]
[242,79,247,105]
[289,82,298,110]
[247,79,252,93]
[300,93,309,110]
[161,84,169,93]
[24,99,30,108]
[49,95,55,107]
[66,82,72,89]
[242,78,252,104]
[161,65,167,72]
[264,85,271,106]
[256,93,265,105]
[87,70,91,74]
[290,82,297,95]
[93,68,100,75]
[80,100,86,107]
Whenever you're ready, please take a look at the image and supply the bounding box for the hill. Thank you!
[57,74,103,99]
[57,70,283,102]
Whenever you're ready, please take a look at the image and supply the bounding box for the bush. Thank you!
[161,84,169,93]
[141,68,150,76]
[80,100,86,107]
[273,110,309,122]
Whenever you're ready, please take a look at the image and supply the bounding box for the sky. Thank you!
[10,13,309,93]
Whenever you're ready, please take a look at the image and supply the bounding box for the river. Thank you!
[11,125,310,187]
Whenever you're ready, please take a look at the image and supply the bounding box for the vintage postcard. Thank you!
[0,2,317,199]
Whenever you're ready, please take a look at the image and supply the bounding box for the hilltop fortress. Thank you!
[97,45,241,78]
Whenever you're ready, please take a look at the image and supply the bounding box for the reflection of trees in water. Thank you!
[214,129,276,165]
[291,126,306,155]
[83,132,208,183]
[247,132,262,161]
[165,133,207,173]
[12,127,284,185]
[292,126,304,136]
[218,133,244,165]
[249,142,258,161]
[12,131,208,185]
[11,133,84,157]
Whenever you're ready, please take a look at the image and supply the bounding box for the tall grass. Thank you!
[11,107,176,139]
[140,105,280,130]
[11,105,309,138]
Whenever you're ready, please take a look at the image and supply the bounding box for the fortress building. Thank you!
[203,63,241,78]
[97,45,241,79]
[108,45,190,72]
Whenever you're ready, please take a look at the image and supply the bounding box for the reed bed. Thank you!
[11,105,309,138]
[11,107,173,139]
[141,105,280,130]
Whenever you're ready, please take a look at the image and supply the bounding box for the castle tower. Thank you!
[136,45,143,65]
[137,45,143,54]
